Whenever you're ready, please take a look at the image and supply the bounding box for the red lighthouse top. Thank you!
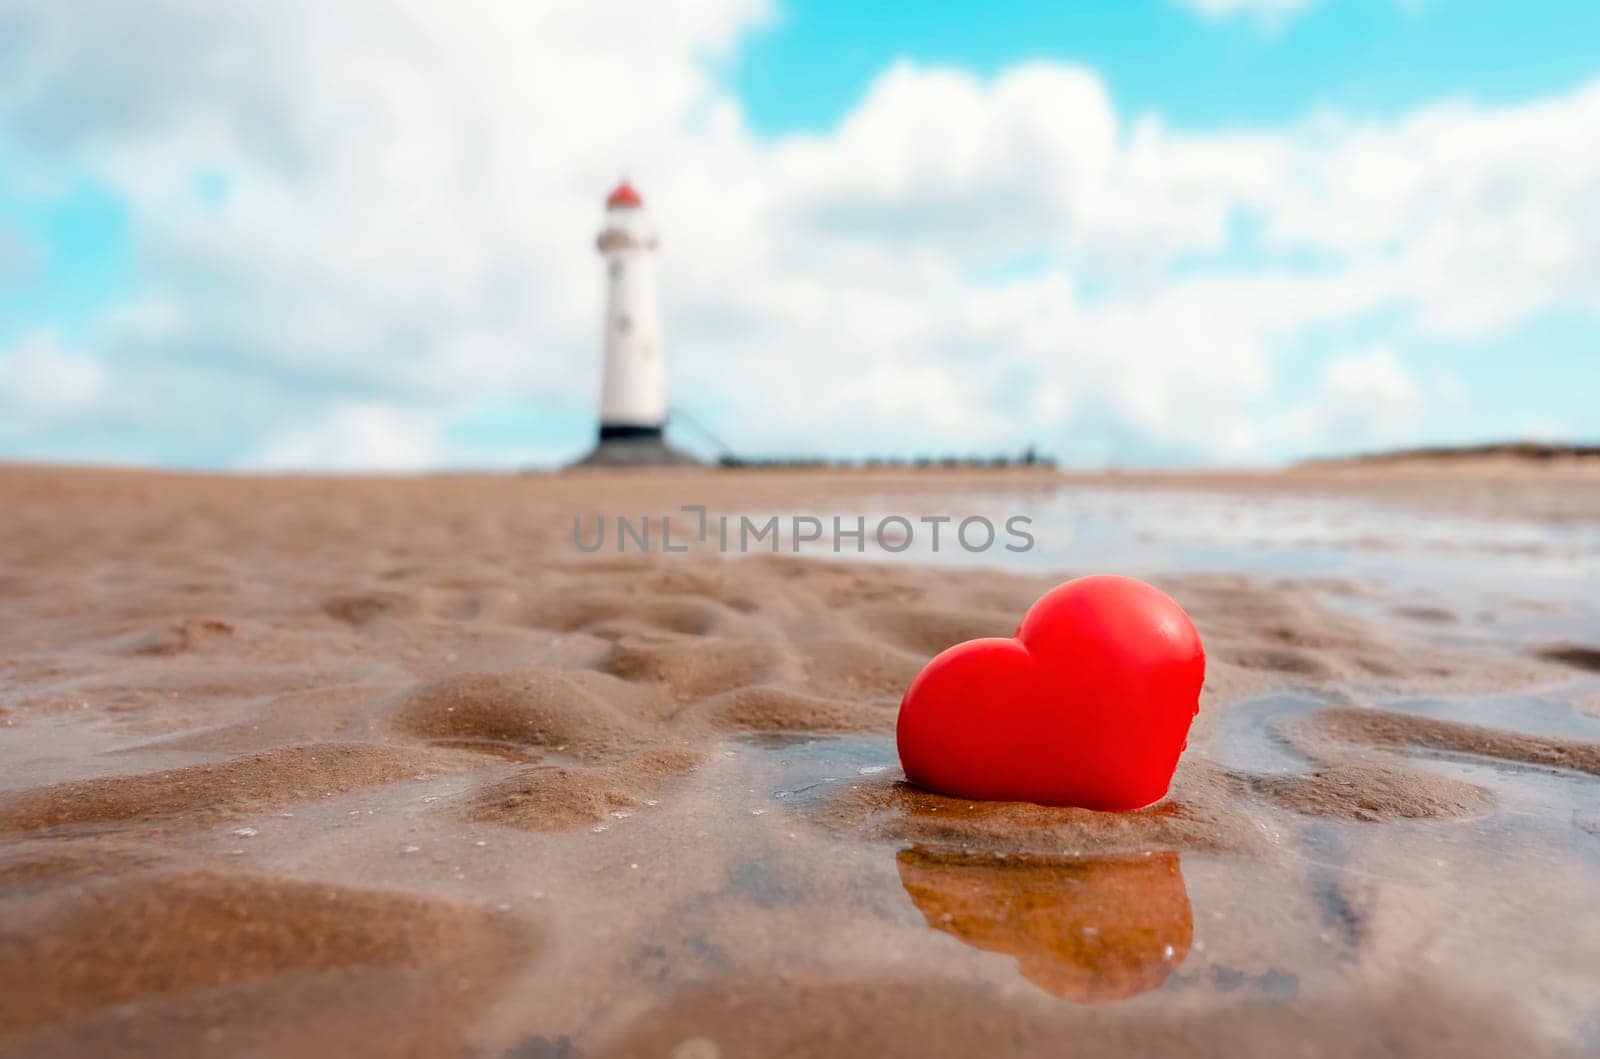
[606,181,643,209]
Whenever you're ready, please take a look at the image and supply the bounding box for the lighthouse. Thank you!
[575,180,694,467]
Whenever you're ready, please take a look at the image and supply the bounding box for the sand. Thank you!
[0,461,1597,1058]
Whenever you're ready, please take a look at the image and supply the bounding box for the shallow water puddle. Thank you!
[648,701,1600,1041]
[1204,690,1600,1042]
[779,485,1600,658]
[784,485,1599,586]
[895,847,1194,1004]
[605,732,1213,1011]
[8,684,1600,1053]
[1383,685,1600,743]
[202,697,1595,1053]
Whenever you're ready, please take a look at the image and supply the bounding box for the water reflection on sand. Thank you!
[896,847,1192,1004]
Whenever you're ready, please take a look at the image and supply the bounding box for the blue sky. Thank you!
[0,0,1596,469]
[733,0,1600,134]
[0,173,130,348]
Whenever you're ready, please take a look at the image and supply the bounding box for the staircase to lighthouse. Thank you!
[574,180,696,468]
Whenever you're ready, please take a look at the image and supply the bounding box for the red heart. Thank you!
[896,575,1205,811]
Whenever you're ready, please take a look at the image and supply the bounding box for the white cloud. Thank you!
[0,0,1595,469]
[1172,0,1317,23]
[253,401,445,472]
[0,330,106,419]
[1274,347,1429,454]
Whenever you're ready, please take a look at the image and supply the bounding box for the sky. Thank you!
[0,0,1596,470]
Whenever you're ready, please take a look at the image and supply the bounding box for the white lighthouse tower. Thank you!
[577,180,693,467]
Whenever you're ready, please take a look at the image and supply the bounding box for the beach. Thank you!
[2,460,1598,1058]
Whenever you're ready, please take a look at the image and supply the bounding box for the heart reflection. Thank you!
[896,848,1193,1004]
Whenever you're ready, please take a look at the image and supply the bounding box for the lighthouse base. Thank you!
[572,424,699,469]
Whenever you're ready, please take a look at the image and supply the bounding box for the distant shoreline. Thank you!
[1302,440,1600,466]
[3,440,1598,481]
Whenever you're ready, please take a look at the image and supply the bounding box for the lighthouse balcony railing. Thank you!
[596,228,657,253]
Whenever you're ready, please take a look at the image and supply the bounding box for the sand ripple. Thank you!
[0,743,481,834]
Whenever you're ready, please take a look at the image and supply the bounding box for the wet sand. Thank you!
[1,461,1598,1058]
